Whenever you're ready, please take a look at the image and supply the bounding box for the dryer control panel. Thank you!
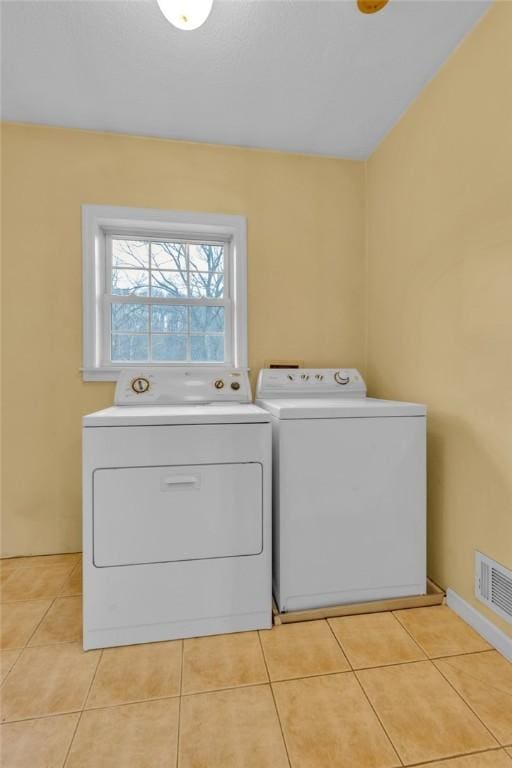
[256,368,366,398]
[115,367,251,405]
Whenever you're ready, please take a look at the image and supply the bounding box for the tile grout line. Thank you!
[4,655,509,725]
[175,639,184,768]
[434,654,512,698]
[1,710,83,726]
[21,595,57,647]
[0,590,76,607]
[1,698,508,766]
[322,598,421,765]
[391,611,432,659]
[0,662,22,697]
[0,554,82,573]
[0,618,54,689]
[61,647,104,767]
[389,610,501,744]
[2,644,454,694]
[429,648,496,661]
[100,649,499,698]
[3,625,85,653]
[3,634,82,654]
[82,647,104,711]
[0,566,78,607]
[58,561,82,598]
[391,610,495,662]
[0,649,23,691]
[60,712,83,768]
[0,560,80,578]
[27,595,83,648]
[324,617,355,671]
[0,561,81,605]
[1,564,80,663]
[263,618,401,767]
[432,658,503,746]
[3,693,183,725]
[0,552,82,562]
[402,745,509,767]
[179,675,354,697]
[352,669,405,767]
[257,630,293,768]
[387,610,428,657]
[3,681,272,725]
[356,655,500,764]
[0,630,501,697]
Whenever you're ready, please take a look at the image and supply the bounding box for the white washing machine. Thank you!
[83,367,272,650]
[256,368,426,613]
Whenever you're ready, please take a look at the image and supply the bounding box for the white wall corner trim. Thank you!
[446,588,512,662]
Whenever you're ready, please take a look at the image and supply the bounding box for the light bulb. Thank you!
[157,0,214,30]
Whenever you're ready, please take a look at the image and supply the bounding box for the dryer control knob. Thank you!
[230,382,240,391]
[214,379,225,389]
[334,371,350,385]
[131,377,150,394]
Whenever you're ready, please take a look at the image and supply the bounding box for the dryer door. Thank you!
[92,463,262,567]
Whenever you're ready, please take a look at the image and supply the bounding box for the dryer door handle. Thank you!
[162,475,199,486]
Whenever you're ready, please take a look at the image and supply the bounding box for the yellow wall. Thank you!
[2,3,511,640]
[366,2,512,636]
[0,123,365,556]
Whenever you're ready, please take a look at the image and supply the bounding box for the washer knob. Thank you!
[214,379,224,389]
[230,381,240,391]
[334,371,350,385]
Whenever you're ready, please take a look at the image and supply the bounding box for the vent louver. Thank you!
[475,551,512,624]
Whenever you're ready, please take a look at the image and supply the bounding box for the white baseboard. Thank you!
[446,588,512,662]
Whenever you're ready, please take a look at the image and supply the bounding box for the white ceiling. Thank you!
[1,0,490,159]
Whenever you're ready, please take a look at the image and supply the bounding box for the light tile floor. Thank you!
[0,553,511,768]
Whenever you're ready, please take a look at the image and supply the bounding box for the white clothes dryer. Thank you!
[83,367,272,650]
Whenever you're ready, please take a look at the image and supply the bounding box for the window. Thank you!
[109,237,226,364]
[82,206,247,381]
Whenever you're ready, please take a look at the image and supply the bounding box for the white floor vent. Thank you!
[475,551,512,624]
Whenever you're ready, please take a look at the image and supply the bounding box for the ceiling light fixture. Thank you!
[357,0,389,14]
[157,0,214,30]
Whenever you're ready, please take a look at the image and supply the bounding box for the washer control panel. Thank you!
[115,367,252,405]
[256,368,366,399]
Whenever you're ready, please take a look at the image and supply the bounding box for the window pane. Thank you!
[151,242,186,271]
[151,305,188,333]
[151,270,188,298]
[190,306,224,333]
[112,269,150,297]
[111,304,149,333]
[191,335,224,362]
[111,334,149,361]
[189,244,224,273]
[152,334,187,361]
[112,240,149,269]
[189,272,224,298]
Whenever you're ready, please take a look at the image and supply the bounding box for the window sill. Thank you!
[81,364,244,382]
[81,367,123,382]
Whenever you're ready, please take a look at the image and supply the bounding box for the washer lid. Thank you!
[83,403,271,427]
[255,397,426,419]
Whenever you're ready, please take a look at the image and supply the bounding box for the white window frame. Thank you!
[82,205,247,382]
